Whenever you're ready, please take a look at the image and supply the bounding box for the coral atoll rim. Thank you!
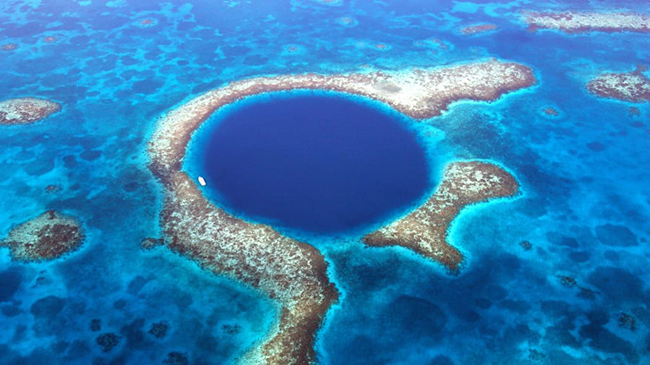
[148,58,534,364]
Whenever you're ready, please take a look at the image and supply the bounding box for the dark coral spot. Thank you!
[595,224,638,247]
[546,232,580,248]
[30,295,65,318]
[384,295,447,340]
[96,332,121,352]
[80,150,102,161]
[430,355,455,365]
[0,268,23,302]
[587,141,606,152]
[63,155,77,168]
[132,79,164,94]
[120,318,148,349]
[113,299,127,310]
[90,318,101,332]
[149,322,169,339]
[163,351,189,365]
[579,311,638,363]
[25,158,55,176]
[127,276,149,295]
[569,251,590,263]
[587,266,644,304]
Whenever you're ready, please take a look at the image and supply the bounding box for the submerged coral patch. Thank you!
[0,210,85,262]
[538,105,564,119]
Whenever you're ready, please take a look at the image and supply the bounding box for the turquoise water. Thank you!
[1,0,649,364]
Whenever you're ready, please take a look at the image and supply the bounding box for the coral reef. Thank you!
[0,210,85,262]
[222,324,242,335]
[140,237,164,250]
[528,349,546,361]
[148,59,533,363]
[149,322,169,338]
[0,98,61,125]
[618,312,638,331]
[523,11,650,33]
[587,65,650,103]
[578,287,597,300]
[164,352,189,365]
[90,319,101,332]
[363,161,519,272]
[558,275,577,288]
[2,43,17,51]
[539,106,562,119]
[460,24,498,35]
[96,332,121,352]
[45,184,62,194]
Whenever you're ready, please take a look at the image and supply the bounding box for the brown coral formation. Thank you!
[523,11,650,33]
[0,98,61,125]
[0,210,85,262]
[587,65,650,103]
[460,24,498,35]
[542,107,560,117]
[2,43,17,51]
[148,59,533,364]
[363,161,519,272]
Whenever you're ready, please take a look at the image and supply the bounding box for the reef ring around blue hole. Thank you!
[187,90,435,236]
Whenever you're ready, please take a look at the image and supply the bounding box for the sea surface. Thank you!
[1,0,649,364]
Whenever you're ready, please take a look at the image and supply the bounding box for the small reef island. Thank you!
[459,24,498,36]
[1,210,85,262]
[587,65,650,103]
[522,11,650,33]
[148,59,535,364]
[0,97,61,125]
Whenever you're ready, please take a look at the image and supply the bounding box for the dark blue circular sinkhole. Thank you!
[194,92,432,235]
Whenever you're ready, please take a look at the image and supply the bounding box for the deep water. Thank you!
[193,93,431,235]
[1,0,649,364]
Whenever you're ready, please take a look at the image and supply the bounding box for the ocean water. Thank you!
[0,0,649,365]
[186,92,431,236]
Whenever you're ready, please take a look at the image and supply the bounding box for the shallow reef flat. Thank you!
[459,24,498,36]
[0,210,85,262]
[523,11,650,33]
[0,97,61,125]
[587,65,650,103]
[148,58,534,364]
[364,161,519,273]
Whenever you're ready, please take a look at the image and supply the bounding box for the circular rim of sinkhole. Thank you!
[185,90,437,237]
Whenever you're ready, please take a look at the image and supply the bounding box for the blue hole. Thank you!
[193,92,433,235]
